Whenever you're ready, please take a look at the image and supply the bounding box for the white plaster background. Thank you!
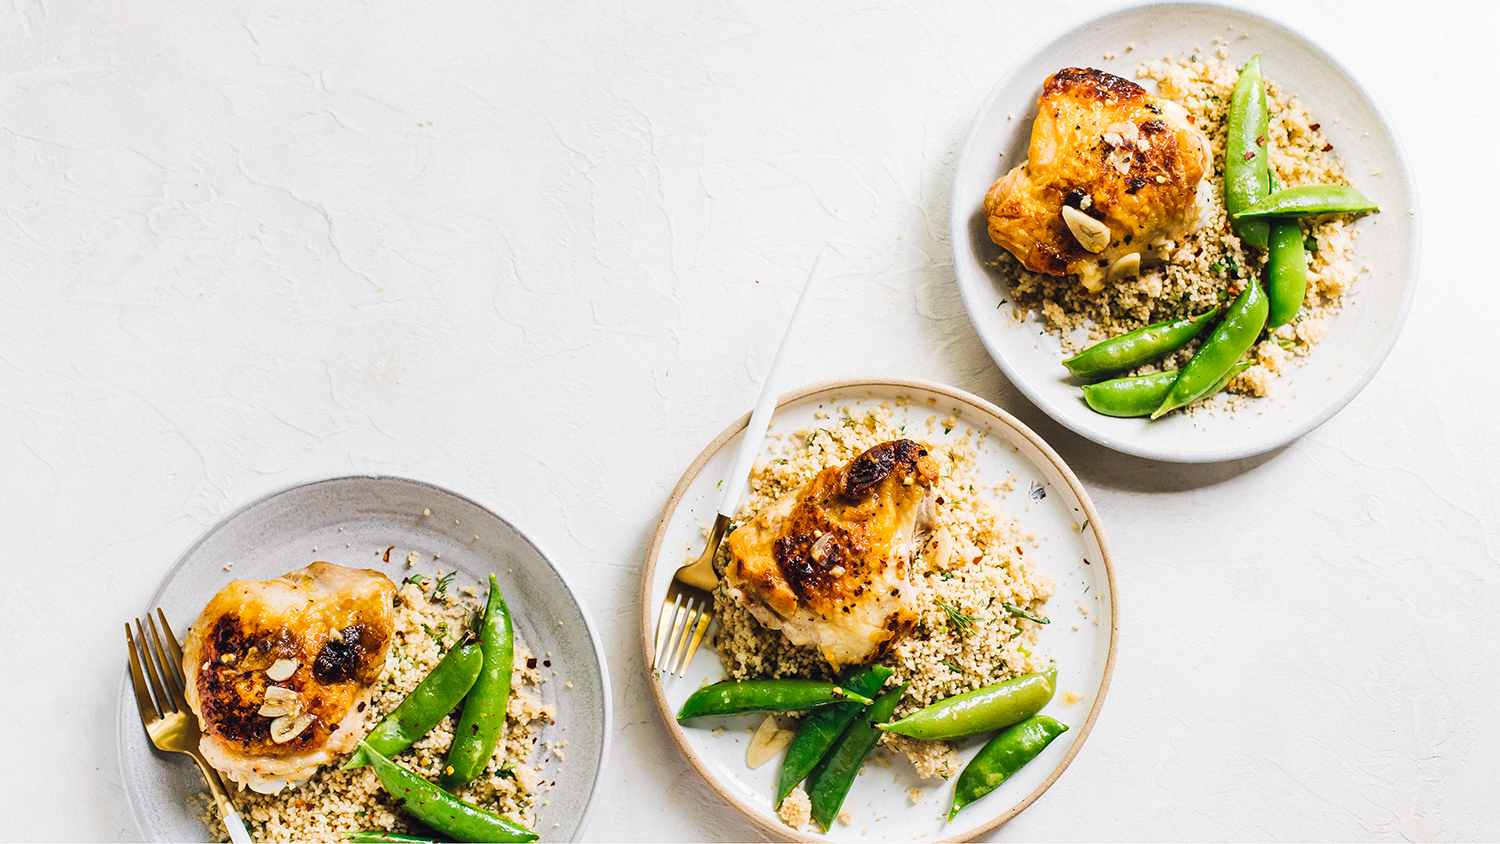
[1,0,1496,839]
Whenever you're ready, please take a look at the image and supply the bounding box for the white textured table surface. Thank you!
[2,0,1496,840]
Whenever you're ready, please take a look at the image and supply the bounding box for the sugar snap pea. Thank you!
[344,636,483,770]
[347,832,446,843]
[1061,308,1219,382]
[879,669,1056,741]
[1082,361,1252,418]
[677,679,874,720]
[1152,280,1268,419]
[442,575,513,789]
[1235,184,1378,219]
[775,664,893,808]
[1266,220,1307,328]
[359,741,537,843]
[1225,55,1270,250]
[805,683,908,832]
[947,715,1069,822]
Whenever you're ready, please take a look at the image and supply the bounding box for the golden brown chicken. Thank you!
[724,440,939,670]
[182,562,396,793]
[984,67,1211,292]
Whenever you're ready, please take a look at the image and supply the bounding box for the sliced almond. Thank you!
[1107,253,1142,283]
[270,713,313,743]
[1061,206,1110,253]
[266,658,298,682]
[258,685,299,718]
[746,715,795,769]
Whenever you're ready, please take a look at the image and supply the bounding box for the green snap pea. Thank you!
[947,715,1069,823]
[347,832,446,843]
[1266,220,1307,328]
[879,669,1056,741]
[359,741,537,843]
[805,683,908,832]
[1235,184,1379,219]
[775,664,893,809]
[344,637,483,770]
[1225,55,1270,250]
[442,575,513,790]
[677,679,874,720]
[1082,361,1252,417]
[1061,308,1219,381]
[1152,280,1268,419]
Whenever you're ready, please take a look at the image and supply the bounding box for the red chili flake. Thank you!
[1241,151,1256,161]
[1309,123,1321,131]
[383,545,394,562]
[1255,134,1266,146]
[935,496,945,505]
[1322,143,1334,151]
[972,556,982,565]
[1186,114,1196,124]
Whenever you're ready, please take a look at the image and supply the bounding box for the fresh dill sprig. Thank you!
[938,599,976,633]
[431,571,456,601]
[941,659,963,674]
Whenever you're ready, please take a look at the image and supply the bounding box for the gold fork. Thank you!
[652,253,825,677]
[127,610,253,844]
[652,513,727,675]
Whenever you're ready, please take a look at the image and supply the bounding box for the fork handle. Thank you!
[222,808,252,844]
[192,753,253,842]
[718,252,825,519]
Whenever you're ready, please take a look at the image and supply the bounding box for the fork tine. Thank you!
[156,610,189,693]
[146,614,190,714]
[126,624,161,724]
[661,599,691,673]
[135,619,173,717]
[677,609,713,677]
[652,592,683,671]
[666,596,701,673]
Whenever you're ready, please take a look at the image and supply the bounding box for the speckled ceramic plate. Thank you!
[951,3,1419,462]
[117,475,611,842]
[641,378,1117,842]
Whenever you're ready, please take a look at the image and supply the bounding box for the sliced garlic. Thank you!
[258,685,299,718]
[1061,206,1111,253]
[746,715,795,769]
[270,713,313,744]
[266,659,298,681]
[1107,253,1142,283]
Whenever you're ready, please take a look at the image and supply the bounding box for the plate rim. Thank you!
[948,0,1422,463]
[639,376,1119,842]
[116,473,614,843]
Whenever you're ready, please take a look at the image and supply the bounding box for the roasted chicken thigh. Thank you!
[182,562,396,793]
[724,440,938,669]
[984,67,1211,292]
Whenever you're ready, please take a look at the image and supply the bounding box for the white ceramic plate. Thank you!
[117,475,611,842]
[950,2,1419,463]
[641,379,1117,842]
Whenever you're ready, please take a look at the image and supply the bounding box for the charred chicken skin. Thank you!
[724,439,939,670]
[984,67,1211,292]
[182,562,396,793]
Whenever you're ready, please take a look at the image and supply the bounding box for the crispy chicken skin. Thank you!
[724,440,939,670]
[984,67,1211,292]
[182,562,396,793]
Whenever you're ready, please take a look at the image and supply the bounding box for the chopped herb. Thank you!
[940,571,955,581]
[938,600,976,633]
[1189,54,1197,62]
[944,425,954,435]
[431,571,456,601]
[402,573,429,586]
[1002,602,1050,625]
[498,761,517,781]
[1275,336,1298,351]
[1304,233,1319,254]
[726,519,739,535]
[716,479,722,488]
[1080,518,1090,532]
[421,621,449,644]
[1010,629,1023,640]
[941,659,963,674]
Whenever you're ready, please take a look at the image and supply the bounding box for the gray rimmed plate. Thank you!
[641,378,1117,841]
[951,2,1419,462]
[117,475,611,842]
